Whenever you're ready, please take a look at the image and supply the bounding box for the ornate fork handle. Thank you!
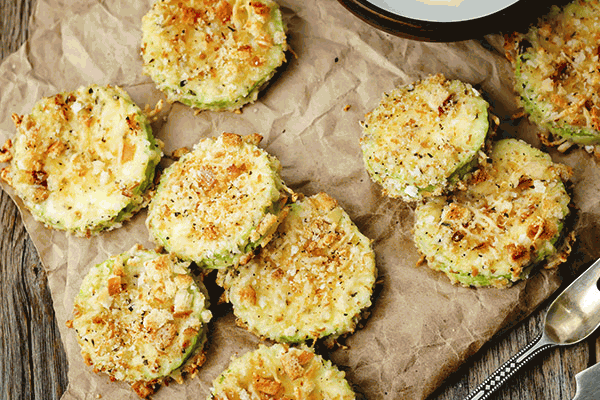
[464,332,556,400]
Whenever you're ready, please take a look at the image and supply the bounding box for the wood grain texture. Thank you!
[0,0,594,399]
[0,191,69,400]
[1,1,68,400]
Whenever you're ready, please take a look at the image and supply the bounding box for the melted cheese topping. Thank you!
[208,344,355,400]
[141,0,287,111]
[1,85,162,236]
[69,245,211,396]
[146,133,290,269]
[414,139,572,288]
[360,74,489,201]
[507,0,600,143]
[217,192,376,342]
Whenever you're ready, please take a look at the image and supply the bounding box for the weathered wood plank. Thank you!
[0,1,68,399]
[1,0,33,59]
[0,190,69,400]
[0,188,69,400]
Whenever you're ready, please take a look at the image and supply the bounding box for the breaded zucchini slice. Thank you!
[207,344,356,400]
[360,74,489,202]
[0,85,162,237]
[217,192,377,343]
[146,133,291,269]
[507,0,600,145]
[413,139,572,288]
[68,245,212,398]
[141,0,288,111]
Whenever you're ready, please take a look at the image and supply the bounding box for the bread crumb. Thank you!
[144,99,164,121]
[171,147,190,160]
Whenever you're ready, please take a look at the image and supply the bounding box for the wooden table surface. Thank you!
[0,0,596,399]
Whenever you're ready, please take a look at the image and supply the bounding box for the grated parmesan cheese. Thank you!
[207,344,355,400]
[0,85,162,236]
[217,192,376,343]
[414,139,572,288]
[69,246,211,398]
[141,0,288,111]
[507,0,600,145]
[360,74,490,201]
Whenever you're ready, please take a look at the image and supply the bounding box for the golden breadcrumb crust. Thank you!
[414,139,572,288]
[361,74,489,201]
[0,85,162,236]
[207,344,356,400]
[218,192,376,343]
[141,0,288,111]
[68,245,212,398]
[146,132,292,269]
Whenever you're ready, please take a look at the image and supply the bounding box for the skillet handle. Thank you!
[464,332,556,400]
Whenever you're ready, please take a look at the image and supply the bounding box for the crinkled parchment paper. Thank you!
[1,1,599,399]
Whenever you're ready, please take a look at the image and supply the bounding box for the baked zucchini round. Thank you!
[217,192,376,343]
[207,344,356,400]
[360,74,489,201]
[146,133,291,269]
[69,245,212,397]
[0,84,162,236]
[413,139,571,288]
[508,0,600,144]
[141,0,288,111]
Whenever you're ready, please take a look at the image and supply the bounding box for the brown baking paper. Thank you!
[1,1,599,399]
